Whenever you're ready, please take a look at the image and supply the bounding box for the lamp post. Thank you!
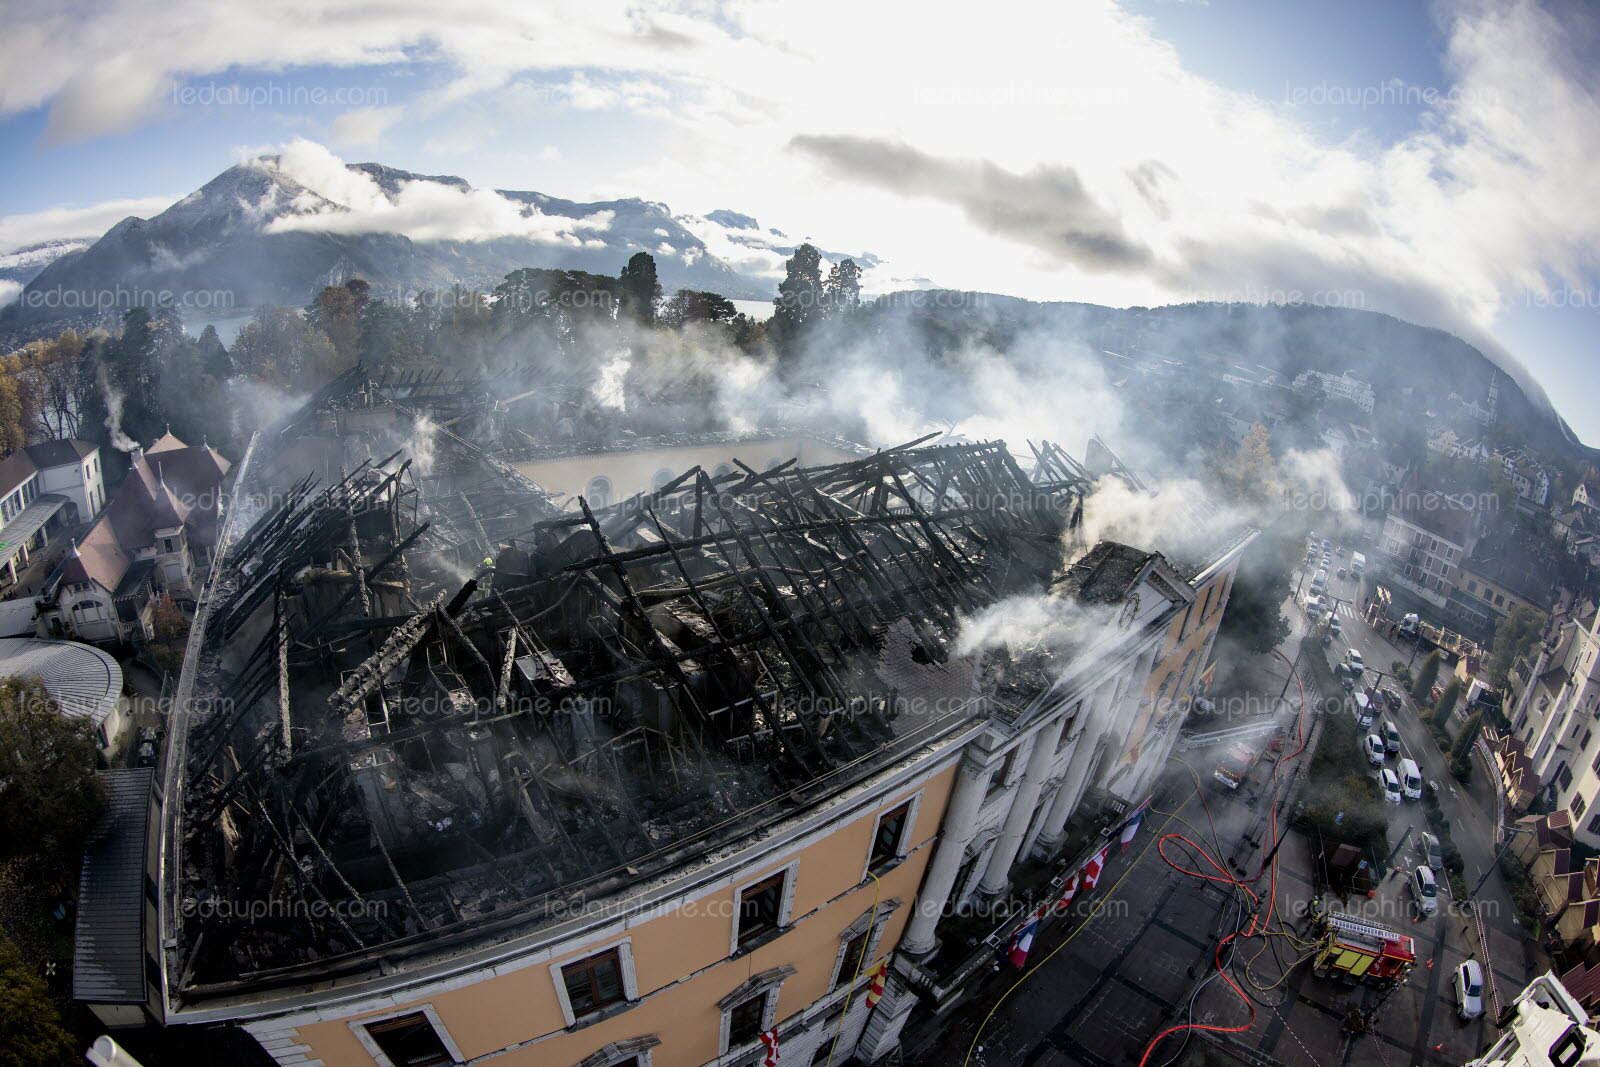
[1472,825,1532,897]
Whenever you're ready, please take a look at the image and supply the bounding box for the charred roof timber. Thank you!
[163,367,1094,1003]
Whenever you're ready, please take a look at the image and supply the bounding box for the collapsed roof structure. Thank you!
[161,367,1099,1005]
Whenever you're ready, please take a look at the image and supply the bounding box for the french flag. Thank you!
[1054,872,1079,912]
[1008,909,1042,968]
[1080,845,1110,891]
[1118,802,1149,851]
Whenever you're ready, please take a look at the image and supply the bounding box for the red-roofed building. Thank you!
[38,432,231,645]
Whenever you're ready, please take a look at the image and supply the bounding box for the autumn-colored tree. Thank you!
[309,283,364,366]
[1216,423,1280,505]
[148,594,190,677]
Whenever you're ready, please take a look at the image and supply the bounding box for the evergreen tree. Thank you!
[771,244,824,357]
[1432,677,1463,727]
[822,257,862,315]
[1411,651,1442,703]
[618,252,662,326]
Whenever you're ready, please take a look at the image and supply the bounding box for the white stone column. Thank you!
[978,716,1066,895]
[1030,679,1118,855]
[899,753,992,959]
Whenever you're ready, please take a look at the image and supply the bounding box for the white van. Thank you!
[1351,691,1373,728]
[1311,570,1328,594]
[1400,758,1422,800]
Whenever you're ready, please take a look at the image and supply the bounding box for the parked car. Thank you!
[1380,767,1403,804]
[1455,960,1484,1020]
[1365,733,1386,766]
[1411,865,1439,913]
[1416,831,1443,868]
[1306,594,1325,618]
[1381,720,1401,756]
[1336,566,1348,579]
[1345,649,1365,677]
[1399,758,1423,801]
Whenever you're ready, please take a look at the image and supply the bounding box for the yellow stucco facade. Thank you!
[265,760,959,1067]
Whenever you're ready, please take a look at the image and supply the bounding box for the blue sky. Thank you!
[1,0,1596,444]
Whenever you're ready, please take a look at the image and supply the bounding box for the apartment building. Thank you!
[1377,490,1483,609]
[1291,370,1375,414]
[1510,604,1600,846]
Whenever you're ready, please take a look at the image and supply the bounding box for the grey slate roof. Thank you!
[0,636,122,726]
[72,768,152,1005]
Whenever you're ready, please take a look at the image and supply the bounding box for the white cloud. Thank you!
[330,105,402,147]
[0,280,21,306]
[2,0,1597,421]
[0,195,179,254]
[259,139,612,244]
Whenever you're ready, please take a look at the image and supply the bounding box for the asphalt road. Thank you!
[905,547,1537,1067]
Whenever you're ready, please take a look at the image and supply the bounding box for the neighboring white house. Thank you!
[38,432,231,646]
[0,439,105,589]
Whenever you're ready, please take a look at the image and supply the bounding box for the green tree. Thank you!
[661,289,738,328]
[770,243,824,357]
[1411,651,1442,703]
[0,935,77,1067]
[1216,523,1294,656]
[1432,677,1463,727]
[618,252,662,326]
[1452,711,1484,760]
[1487,604,1543,687]
[230,307,339,386]
[0,677,103,890]
[822,257,862,315]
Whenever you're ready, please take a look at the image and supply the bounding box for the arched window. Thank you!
[585,476,613,509]
[712,463,734,480]
[651,469,675,493]
[765,458,785,472]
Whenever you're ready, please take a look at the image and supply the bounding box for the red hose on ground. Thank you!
[1136,643,1312,1067]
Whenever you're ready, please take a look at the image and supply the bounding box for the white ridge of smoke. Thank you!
[97,362,138,452]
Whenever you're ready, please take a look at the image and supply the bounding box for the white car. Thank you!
[1365,733,1386,766]
[1380,767,1402,804]
[1455,960,1484,1020]
[1306,595,1325,618]
[1410,865,1438,913]
[1345,649,1365,676]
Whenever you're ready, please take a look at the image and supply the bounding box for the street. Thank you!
[905,543,1536,1067]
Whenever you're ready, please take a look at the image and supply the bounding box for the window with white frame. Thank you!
[866,793,921,876]
[717,965,793,1055]
[351,1005,463,1067]
[828,899,900,992]
[551,938,639,1026]
[732,864,797,953]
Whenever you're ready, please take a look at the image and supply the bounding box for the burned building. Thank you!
[79,367,1253,1067]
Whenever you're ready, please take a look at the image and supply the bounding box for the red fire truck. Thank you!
[1310,914,1416,986]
